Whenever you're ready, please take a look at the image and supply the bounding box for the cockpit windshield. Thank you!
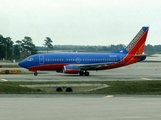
[26,57,34,61]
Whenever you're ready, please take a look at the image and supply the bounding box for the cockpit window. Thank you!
[26,57,34,61]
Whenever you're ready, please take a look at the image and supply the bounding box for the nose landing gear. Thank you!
[34,71,38,76]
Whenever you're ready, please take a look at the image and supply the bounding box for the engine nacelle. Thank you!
[63,65,79,74]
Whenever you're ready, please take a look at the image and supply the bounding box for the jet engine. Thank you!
[63,65,79,74]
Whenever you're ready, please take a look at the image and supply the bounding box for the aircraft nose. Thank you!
[18,61,26,68]
[18,61,23,67]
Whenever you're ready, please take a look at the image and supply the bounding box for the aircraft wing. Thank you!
[69,62,117,70]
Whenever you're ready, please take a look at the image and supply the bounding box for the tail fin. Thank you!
[125,27,149,55]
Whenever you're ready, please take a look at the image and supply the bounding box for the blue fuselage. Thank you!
[19,52,127,70]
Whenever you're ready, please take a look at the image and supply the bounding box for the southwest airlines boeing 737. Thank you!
[18,27,149,76]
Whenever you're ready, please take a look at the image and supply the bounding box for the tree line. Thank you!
[0,34,160,61]
[0,35,53,60]
[37,44,161,53]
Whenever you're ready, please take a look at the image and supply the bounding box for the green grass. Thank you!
[0,81,161,94]
[0,82,41,94]
[86,81,161,94]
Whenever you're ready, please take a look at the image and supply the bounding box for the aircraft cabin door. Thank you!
[39,55,44,64]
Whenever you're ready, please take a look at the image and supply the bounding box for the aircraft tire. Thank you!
[34,72,38,76]
[85,72,89,76]
[79,71,84,76]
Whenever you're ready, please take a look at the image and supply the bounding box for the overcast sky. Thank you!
[0,0,161,46]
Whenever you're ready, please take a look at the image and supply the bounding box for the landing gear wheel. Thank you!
[84,71,89,76]
[34,72,38,76]
[79,71,84,76]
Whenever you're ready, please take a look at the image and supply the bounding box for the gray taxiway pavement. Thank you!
[0,62,161,120]
[0,62,161,82]
[0,94,161,120]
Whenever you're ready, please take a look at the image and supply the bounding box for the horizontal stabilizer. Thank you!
[134,54,146,58]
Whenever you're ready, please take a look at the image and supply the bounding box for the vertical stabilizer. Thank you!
[125,27,149,55]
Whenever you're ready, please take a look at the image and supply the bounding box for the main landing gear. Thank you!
[79,71,90,76]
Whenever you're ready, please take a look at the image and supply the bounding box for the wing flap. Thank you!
[68,62,117,70]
